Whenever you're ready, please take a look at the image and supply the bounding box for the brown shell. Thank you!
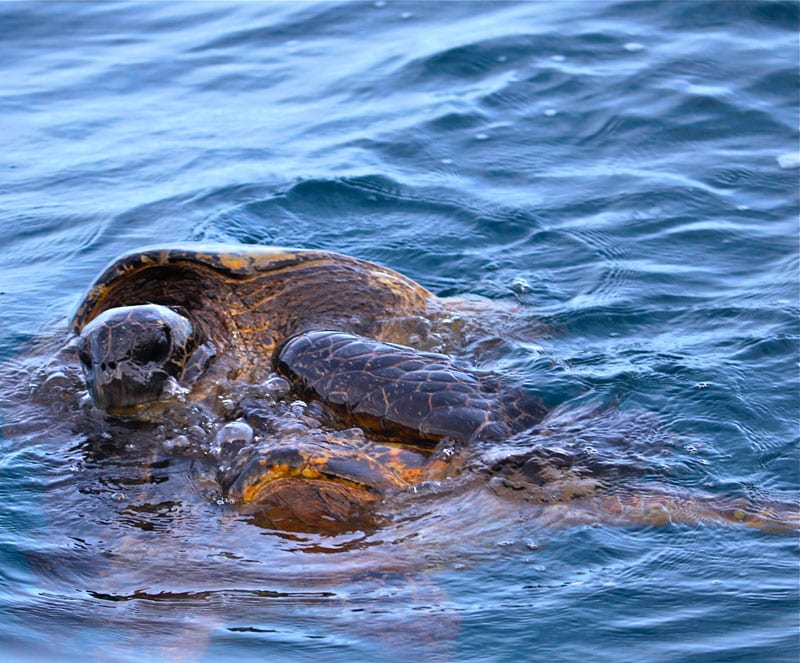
[219,429,459,533]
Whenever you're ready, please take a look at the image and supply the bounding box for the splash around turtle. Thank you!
[63,244,797,535]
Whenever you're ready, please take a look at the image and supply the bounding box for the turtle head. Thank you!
[77,304,215,414]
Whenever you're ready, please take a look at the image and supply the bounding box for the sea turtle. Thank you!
[70,245,797,533]
[70,244,547,531]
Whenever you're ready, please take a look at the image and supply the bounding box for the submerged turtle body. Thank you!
[71,245,544,528]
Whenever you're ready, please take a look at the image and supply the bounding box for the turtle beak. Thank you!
[82,357,169,414]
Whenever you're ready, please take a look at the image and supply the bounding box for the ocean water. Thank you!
[1,1,798,661]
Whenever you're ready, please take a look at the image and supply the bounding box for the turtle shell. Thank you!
[220,428,459,533]
[71,244,437,387]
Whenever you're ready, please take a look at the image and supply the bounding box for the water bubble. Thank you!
[694,381,711,389]
[212,421,254,458]
[497,55,508,63]
[163,434,190,454]
[289,400,307,416]
[511,276,531,293]
[777,153,800,169]
[400,11,413,19]
[262,375,291,400]
[623,42,645,52]
[543,108,557,117]
[551,54,566,62]
[497,540,515,547]
[42,370,70,391]
[474,132,490,141]
[373,0,386,6]
[111,492,126,502]
[161,376,189,401]
[441,157,454,165]
[526,541,540,550]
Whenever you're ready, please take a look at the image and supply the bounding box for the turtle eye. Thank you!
[131,326,171,365]
[78,342,93,369]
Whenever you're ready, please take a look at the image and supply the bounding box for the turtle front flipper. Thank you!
[275,330,546,445]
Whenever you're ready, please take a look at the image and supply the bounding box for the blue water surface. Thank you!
[1,1,798,662]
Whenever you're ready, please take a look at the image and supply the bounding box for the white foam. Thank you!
[777,152,800,169]
[623,42,645,52]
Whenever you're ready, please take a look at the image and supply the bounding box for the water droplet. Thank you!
[441,157,454,165]
[543,108,557,117]
[474,132,490,141]
[212,421,254,458]
[623,42,645,52]
[401,11,413,19]
[777,152,800,169]
[551,54,566,62]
